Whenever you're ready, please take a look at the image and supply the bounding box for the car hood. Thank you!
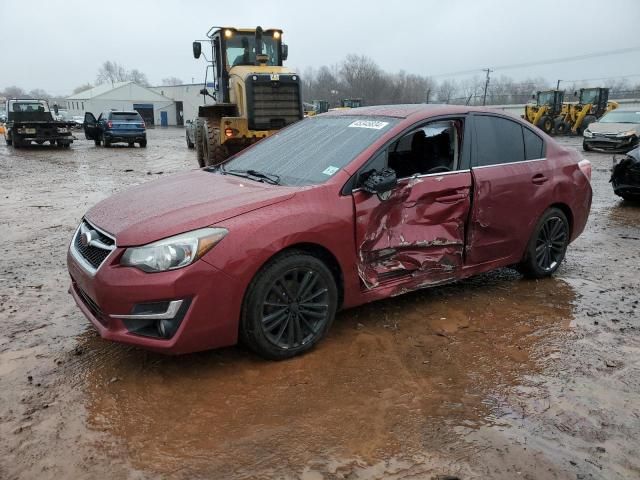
[85,170,296,246]
[588,122,640,135]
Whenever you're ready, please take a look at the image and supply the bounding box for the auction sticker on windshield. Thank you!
[348,120,389,130]
[322,166,340,176]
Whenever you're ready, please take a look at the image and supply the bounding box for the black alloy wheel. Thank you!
[535,215,568,272]
[518,208,569,278]
[261,268,330,350]
[241,251,338,360]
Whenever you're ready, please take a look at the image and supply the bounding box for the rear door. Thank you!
[465,114,551,266]
[83,112,99,140]
[352,117,473,289]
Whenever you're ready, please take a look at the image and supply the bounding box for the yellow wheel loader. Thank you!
[566,87,618,135]
[192,26,303,167]
[523,90,564,135]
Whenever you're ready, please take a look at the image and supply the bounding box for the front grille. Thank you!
[247,75,303,130]
[73,220,116,271]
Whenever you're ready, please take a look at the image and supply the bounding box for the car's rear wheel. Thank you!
[104,136,111,148]
[518,208,569,279]
[139,140,147,148]
[128,142,134,147]
[94,138,101,146]
[240,251,338,360]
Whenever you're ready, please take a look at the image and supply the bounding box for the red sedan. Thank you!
[67,105,592,359]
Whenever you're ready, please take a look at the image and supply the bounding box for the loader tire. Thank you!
[195,118,205,167]
[554,119,569,135]
[536,115,554,135]
[202,118,229,167]
[580,115,597,135]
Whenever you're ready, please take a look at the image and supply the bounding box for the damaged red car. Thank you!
[67,105,592,359]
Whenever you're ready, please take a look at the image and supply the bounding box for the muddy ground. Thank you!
[0,128,638,480]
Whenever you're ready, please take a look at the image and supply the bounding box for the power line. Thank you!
[431,46,640,78]
[561,72,640,83]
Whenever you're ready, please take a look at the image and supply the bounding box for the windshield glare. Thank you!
[226,33,279,67]
[223,116,398,186]
[599,111,640,124]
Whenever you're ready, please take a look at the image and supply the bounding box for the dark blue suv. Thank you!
[84,110,147,147]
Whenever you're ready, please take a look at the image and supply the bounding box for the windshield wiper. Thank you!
[223,168,281,185]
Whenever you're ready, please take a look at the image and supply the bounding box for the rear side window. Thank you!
[474,115,525,166]
[523,127,544,160]
[110,112,142,121]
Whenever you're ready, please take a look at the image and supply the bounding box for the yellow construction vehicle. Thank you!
[192,26,303,166]
[563,87,618,135]
[523,90,565,134]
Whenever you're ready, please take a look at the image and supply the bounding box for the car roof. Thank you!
[322,104,515,120]
[110,111,140,115]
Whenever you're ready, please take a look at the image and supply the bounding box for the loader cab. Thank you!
[341,98,363,109]
[536,90,564,116]
[578,88,609,116]
[193,27,287,104]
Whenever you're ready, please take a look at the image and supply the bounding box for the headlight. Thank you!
[616,130,636,138]
[583,129,593,138]
[121,227,227,272]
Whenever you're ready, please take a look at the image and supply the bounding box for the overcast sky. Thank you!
[2,0,639,95]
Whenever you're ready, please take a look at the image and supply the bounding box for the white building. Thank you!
[65,82,177,126]
[150,83,211,124]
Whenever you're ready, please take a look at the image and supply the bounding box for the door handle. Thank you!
[435,193,468,203]
[532,174,548,185]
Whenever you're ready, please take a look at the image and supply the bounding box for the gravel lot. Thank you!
[0,127,639,479]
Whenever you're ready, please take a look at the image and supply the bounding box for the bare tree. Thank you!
[128,69,150,86]
[340,54,389,105]
[436,79,458,103]
[72,83,93,94]
[28,88,50,99]
[2,85,27,98]
[96,61,128,85]
[161,77,184,86]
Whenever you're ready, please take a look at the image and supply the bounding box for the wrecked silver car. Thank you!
[584,109,640,153]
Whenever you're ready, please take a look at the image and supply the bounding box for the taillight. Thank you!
[107,120,113,128]
[141,121,145,128]
[578,159,592,182]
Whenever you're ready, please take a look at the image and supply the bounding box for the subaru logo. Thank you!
[80,230,96,247]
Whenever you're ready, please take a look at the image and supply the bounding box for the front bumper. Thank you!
[584,135,638,153]
[67,246,243,354]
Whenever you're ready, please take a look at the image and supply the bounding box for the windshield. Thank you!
[226,32,279,67]
[580,89,599,104]
[111,112,142,121]
[599,110,640,124]
[10,101,49,112]
[537,92,554,105]
[223,115,398,186]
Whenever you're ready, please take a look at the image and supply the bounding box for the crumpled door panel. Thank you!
[354,172,472,290]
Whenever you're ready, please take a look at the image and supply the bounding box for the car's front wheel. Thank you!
[518,207,569,279]
[241,251,338,360]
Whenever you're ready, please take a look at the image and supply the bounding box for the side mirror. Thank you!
[193,41,202,59]
[282,43,289,61]
[363,168,397,199]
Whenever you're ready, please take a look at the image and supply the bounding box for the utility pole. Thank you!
[556,79,562,90]
[482,68,493,106]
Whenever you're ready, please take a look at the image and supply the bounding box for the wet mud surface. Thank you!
[1,130,639,479]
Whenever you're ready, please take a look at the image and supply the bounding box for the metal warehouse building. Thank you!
[150,83,211,124]
[65,82,177,126]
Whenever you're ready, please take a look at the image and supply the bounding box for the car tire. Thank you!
[5,136,12,146]
[139,140,147,148]
[128,142,134,147]
[94,138,101,146]
[104,136,111,148]
[186,133,195,149]
[240,251,338,360]
[582,140,592,152]
[518,207,570,279]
